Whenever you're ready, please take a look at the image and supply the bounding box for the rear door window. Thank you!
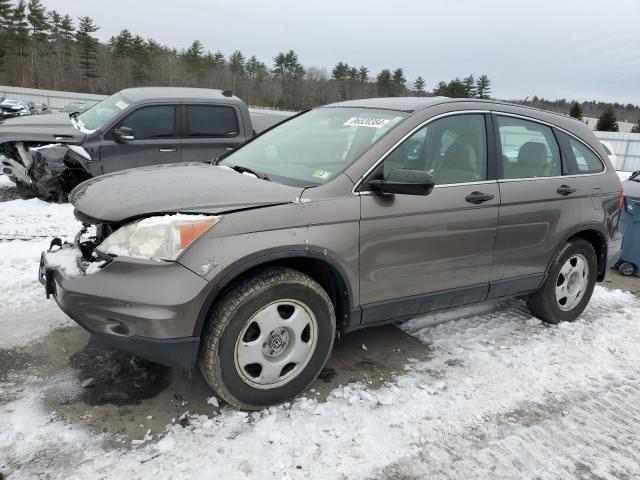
[496,116,561,179]
[186,105,239,137]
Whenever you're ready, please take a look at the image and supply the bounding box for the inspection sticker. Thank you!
[312,169,333,180]
[343,117,390,128]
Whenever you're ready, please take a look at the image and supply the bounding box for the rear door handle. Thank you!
[159,148,177,153]
[465,191,494,204]
[557,185,576,196]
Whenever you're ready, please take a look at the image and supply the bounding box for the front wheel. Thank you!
[527,239,597,324]
[199,267,336,409]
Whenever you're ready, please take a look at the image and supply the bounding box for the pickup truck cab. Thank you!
[0,87,287,200]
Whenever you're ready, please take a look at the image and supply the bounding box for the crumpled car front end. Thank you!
[38,219,212,369]
[1,142,93,201]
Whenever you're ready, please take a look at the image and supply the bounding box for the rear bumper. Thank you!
[39,249,210,369]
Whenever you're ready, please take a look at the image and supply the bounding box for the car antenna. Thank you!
[521,96,529,105]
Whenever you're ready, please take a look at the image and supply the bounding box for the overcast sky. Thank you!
[46,0,640,105]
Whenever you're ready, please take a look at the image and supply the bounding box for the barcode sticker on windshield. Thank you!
[343,117,390,128]
[115,101,128,110]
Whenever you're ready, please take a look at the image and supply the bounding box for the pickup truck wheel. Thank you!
[199,267,336,410]
[527,239,597,324]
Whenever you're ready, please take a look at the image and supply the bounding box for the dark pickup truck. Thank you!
[0,87,290,200]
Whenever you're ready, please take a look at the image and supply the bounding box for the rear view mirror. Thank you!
[114,126,135,143]
[368,169,435,196]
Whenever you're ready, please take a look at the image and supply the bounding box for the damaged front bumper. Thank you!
[0,153,30,185]
[38,230,211,369]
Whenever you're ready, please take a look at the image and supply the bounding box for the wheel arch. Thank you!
[193,251,356,338]
[551,226,608,281]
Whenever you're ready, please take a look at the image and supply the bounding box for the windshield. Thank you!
[220,107,407,187]
[76,93,130,131]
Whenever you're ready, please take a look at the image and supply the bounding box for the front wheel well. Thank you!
[195,255,353,337]
[566,229,607,281]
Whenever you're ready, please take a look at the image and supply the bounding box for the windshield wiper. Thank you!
[631,170,640,182]
[227,164,270,181]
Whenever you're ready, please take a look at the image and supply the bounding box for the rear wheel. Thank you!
[527,239,597,324]
[199,267,336,409]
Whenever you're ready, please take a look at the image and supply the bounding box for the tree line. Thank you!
[0,0,637,125]
[0,0,492,110]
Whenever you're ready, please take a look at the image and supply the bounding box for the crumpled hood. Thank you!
[0,113,85,142]
[70,163,303,223]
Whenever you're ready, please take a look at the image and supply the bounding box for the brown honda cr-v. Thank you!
[39,97,623,409]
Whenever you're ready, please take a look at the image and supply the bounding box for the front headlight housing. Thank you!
[97,214,221,261]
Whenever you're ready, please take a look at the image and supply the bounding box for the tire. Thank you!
[619,262,636,277]
[199,267,336,410]
[527,239,597,324]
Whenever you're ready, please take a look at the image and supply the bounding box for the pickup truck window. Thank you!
[76,93,130,131]
[116,105,176,139]
[220,107,406,187]
[186,105,238,137]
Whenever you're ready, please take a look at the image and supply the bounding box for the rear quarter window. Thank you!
[557,131,605,175]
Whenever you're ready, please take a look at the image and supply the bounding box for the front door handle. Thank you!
[465,191,494,204]
[557,185,577,196]
[159,148,177,153]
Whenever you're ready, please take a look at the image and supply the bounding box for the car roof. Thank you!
[119,87,243,104]
[323,96,588,130]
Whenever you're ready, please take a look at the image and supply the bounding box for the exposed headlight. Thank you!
[98,214,221,261]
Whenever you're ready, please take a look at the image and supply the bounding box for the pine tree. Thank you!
[475,74,491,99]
[391,68,406,96]
[331,61,349,80]
[358,66,368,82]
[462,75,476,98]
[246,55,267,81]
[596,107,619,132]
[11,0,30,85]
[569,101,583,120]
[27,0,48,87]
[376,69,392,96]
[228,50,245,76]
[76,16,99,84]
[0,0,14,66]
[413,76,426,96]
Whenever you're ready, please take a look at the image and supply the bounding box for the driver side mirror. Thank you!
[113,126,135,143]
[368,169,435,196]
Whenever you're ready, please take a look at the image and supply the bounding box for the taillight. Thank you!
[618,177,624,210]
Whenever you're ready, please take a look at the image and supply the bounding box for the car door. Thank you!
[180,104,245,163]
[101,104,180,174]
[490,113,579,294]
[358,113,500,324]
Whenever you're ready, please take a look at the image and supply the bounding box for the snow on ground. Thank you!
[0,198,77,345]
[2,286,640,479]
[0,197,76,241]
